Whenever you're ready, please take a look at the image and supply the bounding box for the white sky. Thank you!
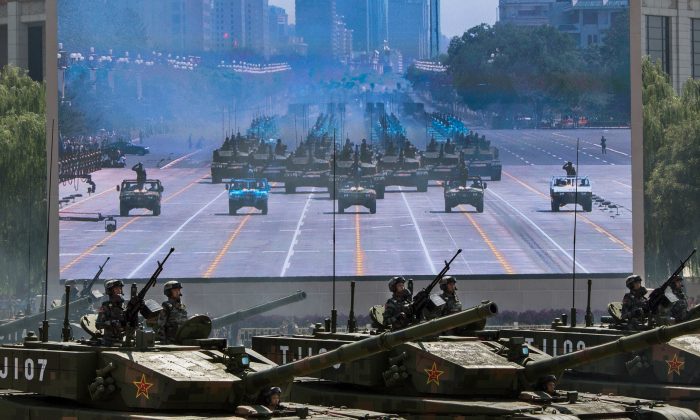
[268,0,500,38]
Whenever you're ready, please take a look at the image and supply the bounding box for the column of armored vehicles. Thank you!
[209,111,506,216]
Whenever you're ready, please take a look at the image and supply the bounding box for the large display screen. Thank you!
[57,0,632,280]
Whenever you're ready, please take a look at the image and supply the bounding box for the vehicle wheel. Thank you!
[417,180,428,192]
[551,200,559,212]
[376,185,385,199]
[476,202,484,213]
[212,176,221,184]
[338,202,345,214]
[369,201,376,214]
[329,186,336,200]
[120,203,129,217]
[285,184,295,194]
[228,201,237,215]
[153,205,161,216]
[583,200,592,212]
[261,202,268,215]
[491,170,502,181]
[445,203,452,213]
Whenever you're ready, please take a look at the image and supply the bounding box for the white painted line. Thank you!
[486,189,590,273]
[280,188,315,276]
[160,150,200,169]
[126,190,226,278]
[400,188,436,273]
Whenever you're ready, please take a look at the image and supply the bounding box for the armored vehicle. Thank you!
[211,135,259,184]
[252,147,287,183]
[283,147,331,194]
[421,145,460,181]
[463,146,502,181]
[378,150,428,193]
[328,152,386,199]
[253,303,700,419]
[117,179,164,216]
[444,177,486,213]
[337,179,377,214]
[0,299,492,418]
[550,175,592,212]
[227,178,270,215]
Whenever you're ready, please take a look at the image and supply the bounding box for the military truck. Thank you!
[117,179,163,216]
[444,177,486,213]
[227,178,269,215]
[0,298,492,418]
[253,303,700,419]
[337,179,377,214]
[550,175,592,212]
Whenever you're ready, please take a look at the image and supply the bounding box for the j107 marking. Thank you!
[0,357,48,382]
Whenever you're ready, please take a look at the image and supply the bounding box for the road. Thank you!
[58,128,631,279]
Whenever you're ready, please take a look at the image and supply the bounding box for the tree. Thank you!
[643,58,700,281]
[0,66,47,310]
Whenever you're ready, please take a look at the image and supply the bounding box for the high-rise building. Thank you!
[336,0,387,53]
[211,0,270,56]
[550,0,628,49]
[368,0,389,52]
[244,0,269,56]
[139,0,210,53]
[387,0,430,61]
[296,0,336,57]
[498,0,555,26]
[0,0,47,81]
[268,5,289,52]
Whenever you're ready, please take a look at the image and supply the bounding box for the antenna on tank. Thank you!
[331,130,337,333]
[570,138,580,327]
[40,119,55,342]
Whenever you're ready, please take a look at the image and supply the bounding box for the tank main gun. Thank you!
[243,301,498,393]
[211,291,307,329]
[522,316,700,383]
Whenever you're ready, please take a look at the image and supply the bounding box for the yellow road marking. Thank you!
[355,212,364,276]
[461,208,514,274]
[60,173,207,273]
[503,170,632,254]
[203,213,253,278]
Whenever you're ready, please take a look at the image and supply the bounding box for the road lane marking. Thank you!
[355,213,365,276]
[400,189,436,273]
[460,208,514,274]
[59,187,113,211]
[613,180,631,188]
[127,190,226,278]
[60,173,209,273]
[503,170,632,254]
[486,188,590,273]
[280,188,315,277]
[160,150,200,169]
[203,212,253,278]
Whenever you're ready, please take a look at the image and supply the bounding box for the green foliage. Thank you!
[643,58,700,281]
[0,65,47,301]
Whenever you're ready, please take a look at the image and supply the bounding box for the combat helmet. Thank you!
[263,386,282,405]
[536,374,557,391]
[439,276,457,292]
[625,274,642,289]
[163,280,183,296]
[104,279,124,295]
[388,276,406,292]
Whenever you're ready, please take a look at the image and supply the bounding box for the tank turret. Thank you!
[0,299,496,417]
[252,311,700,418]
[211,291,307,329]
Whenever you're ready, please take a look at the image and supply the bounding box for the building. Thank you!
[551,0,628,48]
[641,0,700,93]
[296,0,336,57]
[336,0,388,54]
[429,0,439,57]
[499,0,555,26]
[211,0,270,56]
[268,5,289,53]
[387,0,430,61]
[138,0,210,53]
[0,0,47,81]
[244,0,269,56]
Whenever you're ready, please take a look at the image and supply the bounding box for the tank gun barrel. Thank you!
[523,317,700,382]
[0,295,95,340]
[244,301,498,392]
[211,291,307,329]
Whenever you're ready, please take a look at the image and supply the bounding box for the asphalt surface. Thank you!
[58,128,631,279]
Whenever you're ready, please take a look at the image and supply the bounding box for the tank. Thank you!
[0,299,494,418]
[252,308,700,419]
[211,290,308,330]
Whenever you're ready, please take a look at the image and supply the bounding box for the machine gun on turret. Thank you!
[411,249,461,321]
[648,249,696,315]
[124,247,174,330]
[80,257,110,298]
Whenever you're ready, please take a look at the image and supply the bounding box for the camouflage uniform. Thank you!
[95,297,126,345]
[621,287,648,325]
[157,298,188,344]
[384,294,412,330]
[439,291,462,316]
[669,283,689,322]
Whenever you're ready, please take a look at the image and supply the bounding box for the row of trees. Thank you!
[643,58,700,282]
[0,66,47,309]
[408,13,630,124]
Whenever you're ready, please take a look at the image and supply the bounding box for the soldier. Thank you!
[438,276,462,316]
[667,275,689,322]
[61,279,80,305]
[360,138,371,163]
[562,161,576,176]
[445,138,455,154]
[536,374,559,397]
[132,162,147,190]
[600,135,607,155]
[262,386,283,411]
[383,276,413,330]
[95,279,126,346]
[156,281,188,344]
[456,160,469,187]
[274,138,286,156]
[621,275,649,329]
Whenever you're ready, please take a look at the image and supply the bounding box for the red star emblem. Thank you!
[424,362,444,386]
[666,354,684,376]
[133,373,154,399]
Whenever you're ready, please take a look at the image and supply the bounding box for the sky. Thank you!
[268,0,499,38]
